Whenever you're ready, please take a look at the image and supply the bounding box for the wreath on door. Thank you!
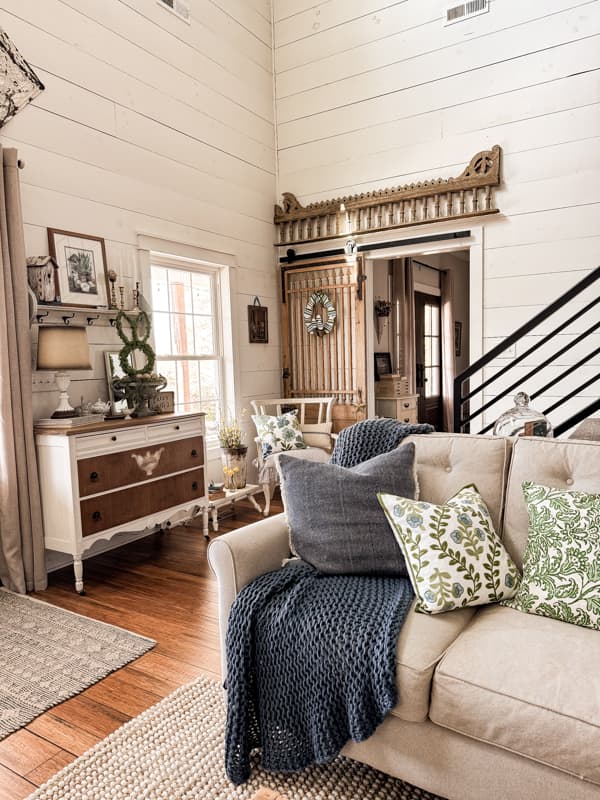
[303,290,337,335]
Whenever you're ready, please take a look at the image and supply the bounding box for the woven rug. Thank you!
[27,674,443,800]
[0,589,155,739]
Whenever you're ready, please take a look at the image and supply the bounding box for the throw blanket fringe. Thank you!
[225,561,414,784]
[330,419,434,469]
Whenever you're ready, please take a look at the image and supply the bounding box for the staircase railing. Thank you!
[453,266,600,436]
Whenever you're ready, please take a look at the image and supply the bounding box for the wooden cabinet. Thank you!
[35,413,207,593]
[375,377,419,423]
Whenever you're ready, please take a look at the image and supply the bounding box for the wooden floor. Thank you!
[0,497,283,799]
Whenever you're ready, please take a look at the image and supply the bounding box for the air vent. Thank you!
[444,0,489,25]
[157,0,191,23]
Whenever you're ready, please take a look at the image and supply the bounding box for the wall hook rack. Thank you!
[36,310,49,324]
[86,315,100,326]
[62,313,75,325]
[109,317,117,327]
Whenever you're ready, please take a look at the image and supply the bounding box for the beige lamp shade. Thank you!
[36,325,92,370]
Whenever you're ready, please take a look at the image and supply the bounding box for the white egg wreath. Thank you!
[303,290,337,335]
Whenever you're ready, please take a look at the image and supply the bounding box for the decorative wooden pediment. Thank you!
[274,145,501,246]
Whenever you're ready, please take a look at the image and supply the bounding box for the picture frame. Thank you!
[104,351,132,416]
[248,300,269,344]
[150,390,175,414]
[374,352,392,380]
[454,321,462,357]
[48,228,109,308]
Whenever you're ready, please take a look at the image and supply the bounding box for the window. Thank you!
[150,259,221,443]
[423,299,441,398]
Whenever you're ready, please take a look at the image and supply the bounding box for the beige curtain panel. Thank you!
[0,146,47,592]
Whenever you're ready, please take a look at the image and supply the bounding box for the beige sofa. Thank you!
[208,434,600,800]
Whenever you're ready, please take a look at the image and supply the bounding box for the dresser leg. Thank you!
[202,507,210,540]
[73,556,85,594]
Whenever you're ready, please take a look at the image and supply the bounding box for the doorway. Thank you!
[415,291,442,429]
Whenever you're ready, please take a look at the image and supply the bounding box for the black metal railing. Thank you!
[454,266,600,436]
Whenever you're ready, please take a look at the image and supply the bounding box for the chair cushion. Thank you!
[278,444,417,576]
[252,410,307,459]
[300,421,332,450]
[390,601,476,722]
[257,447,329,486]
[430,603,600,784]
[404,434,511,536]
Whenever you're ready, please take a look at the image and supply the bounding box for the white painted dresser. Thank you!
[35,412,207,593]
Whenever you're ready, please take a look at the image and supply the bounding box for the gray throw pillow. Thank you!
[277,443,416,576]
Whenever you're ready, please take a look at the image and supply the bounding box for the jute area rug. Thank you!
[0,589,155,739]
[28,673,443,800]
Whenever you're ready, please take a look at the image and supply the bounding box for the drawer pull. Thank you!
[92,511,102,521]
[403,402,410,408]
[90,471,99,482]
[403,417,410,423]
[111,435,117,442]
[192,481,199,491]
[191,449,198,457]
[175,425,180,430]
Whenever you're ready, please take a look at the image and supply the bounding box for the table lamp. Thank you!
[36,325,92,418]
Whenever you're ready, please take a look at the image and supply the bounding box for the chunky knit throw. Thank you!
[225,561,414,784]
[330,418,434,469]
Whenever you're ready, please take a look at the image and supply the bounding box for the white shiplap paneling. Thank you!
[273,0,600,431]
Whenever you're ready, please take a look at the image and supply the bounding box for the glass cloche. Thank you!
[493,392,553,438]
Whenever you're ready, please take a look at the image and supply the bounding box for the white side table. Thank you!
[203,484,263,538]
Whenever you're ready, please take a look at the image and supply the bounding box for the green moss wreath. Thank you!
[115,310,156,377]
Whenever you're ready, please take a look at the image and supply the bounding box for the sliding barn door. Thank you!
[281,256,366,432]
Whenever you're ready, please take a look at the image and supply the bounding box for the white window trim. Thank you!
[136,237,241,458]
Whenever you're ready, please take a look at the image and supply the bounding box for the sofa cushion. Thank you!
[502,437,600,568]
[278,444,417,576]
[390,601,476,722]
[379,485,520,614]
[503,481,600,631]
[430,603,600,785]
[404,433,511,536]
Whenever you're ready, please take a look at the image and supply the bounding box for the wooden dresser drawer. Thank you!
[75,428,147,457]
[78,435,204,497]
[147,417,200,442]
[80,467,205,537]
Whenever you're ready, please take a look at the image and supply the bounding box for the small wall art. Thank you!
[248,296,268,343]
[374,352,392,380]
[48,228,109,308]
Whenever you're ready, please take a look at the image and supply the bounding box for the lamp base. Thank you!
[51,372,77,418]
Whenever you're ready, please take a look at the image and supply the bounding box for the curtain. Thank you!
[0,147,46,592]
[440,269,455,433]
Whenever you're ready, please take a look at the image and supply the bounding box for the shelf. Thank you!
[33,304,140,327]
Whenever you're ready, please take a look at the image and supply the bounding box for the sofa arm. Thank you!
[207,512,291,679]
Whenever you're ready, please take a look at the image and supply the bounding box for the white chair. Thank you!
[250,397,335,516]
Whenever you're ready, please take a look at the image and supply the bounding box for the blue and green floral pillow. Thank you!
[252,410,307,459]
[501,481,600,631]
[379,485,520,614]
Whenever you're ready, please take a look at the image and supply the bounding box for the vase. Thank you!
[221,446,248,490]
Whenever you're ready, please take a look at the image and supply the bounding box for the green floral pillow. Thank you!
[501,482,600,630]
[251,411,307,459]
[379,485,520,614]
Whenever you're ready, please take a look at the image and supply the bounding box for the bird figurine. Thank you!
[131,447,165,476]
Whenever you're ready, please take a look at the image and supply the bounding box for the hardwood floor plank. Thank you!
[0,765,36,800]
[0,498,283,794]
[0,730,59,777]
[26,750,76,787]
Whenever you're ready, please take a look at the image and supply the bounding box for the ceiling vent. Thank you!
[444,0,489,25]
[157,0,191,23]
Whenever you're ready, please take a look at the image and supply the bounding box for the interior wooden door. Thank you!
[281,255,366,432]
[415,291,443,430]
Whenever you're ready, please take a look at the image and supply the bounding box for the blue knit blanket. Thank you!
[225,561,414,784]
[330,418,434,469]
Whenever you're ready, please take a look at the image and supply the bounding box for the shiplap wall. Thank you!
[0,0,278,452]
[273,0,600,431]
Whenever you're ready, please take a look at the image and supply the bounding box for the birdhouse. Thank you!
[26,256,59,303]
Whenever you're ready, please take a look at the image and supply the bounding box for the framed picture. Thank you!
[374,352,392,380]
[454,321,462,357]
[104,351,132,416]
[150,391,175,414]
[248,301,269,343]
[48,228,109,308]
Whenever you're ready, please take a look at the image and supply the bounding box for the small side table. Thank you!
[203,484,263,539]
